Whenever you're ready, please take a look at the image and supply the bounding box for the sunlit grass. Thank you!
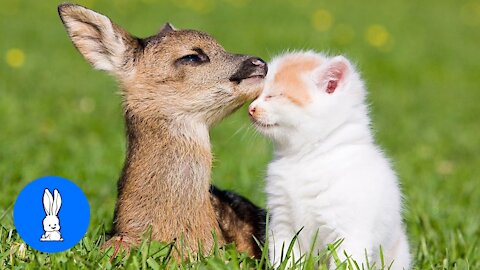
[1,0,479,269]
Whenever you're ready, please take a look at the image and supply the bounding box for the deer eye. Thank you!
[176,48,210,66]
[180,54,202,63]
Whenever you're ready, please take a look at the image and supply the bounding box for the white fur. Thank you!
[250,52,410,269]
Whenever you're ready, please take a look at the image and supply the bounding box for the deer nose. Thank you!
[250,57,266,67]
[248,105,256,116]
[248,57,268,78]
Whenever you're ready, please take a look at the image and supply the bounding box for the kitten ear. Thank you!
[314,56,350,94]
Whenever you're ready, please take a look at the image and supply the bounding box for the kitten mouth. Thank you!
[251,117,278,128]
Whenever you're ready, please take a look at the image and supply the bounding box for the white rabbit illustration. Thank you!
[40,189,63,241]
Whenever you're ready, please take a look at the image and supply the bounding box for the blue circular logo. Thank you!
[13,176,90,253]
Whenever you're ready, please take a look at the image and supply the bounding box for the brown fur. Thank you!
[210,186,266,257]
[58,3,267,258]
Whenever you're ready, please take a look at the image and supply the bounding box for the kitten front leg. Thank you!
[330,239,372,270]
[268,227,302,267]
[385,232,411,270]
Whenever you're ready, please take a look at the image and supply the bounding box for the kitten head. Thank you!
[249,51,367,149]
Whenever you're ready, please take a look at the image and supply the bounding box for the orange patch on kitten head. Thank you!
[271,56,320,106]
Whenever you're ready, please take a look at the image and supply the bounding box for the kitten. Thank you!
[249,51,410,269]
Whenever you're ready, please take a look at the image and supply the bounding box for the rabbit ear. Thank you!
[53,189,62,215]
[43,189,53,215]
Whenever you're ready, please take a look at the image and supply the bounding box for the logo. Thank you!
[40,189,63,242]
[14,176,90,253]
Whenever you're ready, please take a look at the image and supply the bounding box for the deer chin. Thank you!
[242,75,265,85]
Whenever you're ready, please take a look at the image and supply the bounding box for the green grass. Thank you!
[1,0,479,269]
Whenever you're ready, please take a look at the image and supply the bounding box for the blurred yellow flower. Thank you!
[79,97,96,113]
[289,0,311,8]
[333,24,354,45]
[174,0,214,13]
[224,0,250,8]
[365,24,392,50]
[436,160,454,176]
[78,0,97,7]
[416,145,433,159]
[460,1,480,26]
[312,9,334,32]
[6,48,25,68]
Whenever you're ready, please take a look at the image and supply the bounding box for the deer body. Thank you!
[58,3,267,257]
[114,115,219,250]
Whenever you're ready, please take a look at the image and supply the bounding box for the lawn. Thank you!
[1,0,479,269]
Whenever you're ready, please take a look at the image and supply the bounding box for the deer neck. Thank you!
[113,110,215,237]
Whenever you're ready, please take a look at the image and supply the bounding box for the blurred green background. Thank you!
[1,0,479,268]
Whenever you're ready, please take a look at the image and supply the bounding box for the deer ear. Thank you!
[315,56,350,94]
[58,4,139,74]
[157,22,176,37]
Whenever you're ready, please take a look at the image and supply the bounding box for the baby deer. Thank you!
[58,3,267,258]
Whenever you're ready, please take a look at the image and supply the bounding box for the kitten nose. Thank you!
[248,105,256,116]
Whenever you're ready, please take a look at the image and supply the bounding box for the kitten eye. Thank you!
[265,93,283,100]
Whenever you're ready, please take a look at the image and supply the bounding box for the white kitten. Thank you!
[249,51,410,269]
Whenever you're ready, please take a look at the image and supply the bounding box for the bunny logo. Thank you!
[14,176,90,253]
[40,189,64,242]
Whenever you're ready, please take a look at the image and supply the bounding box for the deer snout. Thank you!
[246,57,268,77]
[250,58,266,68]
[229,57,268,83]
